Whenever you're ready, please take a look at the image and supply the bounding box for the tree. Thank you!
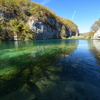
[8,19,34,39]
[87,32,94,38]
[60,25,66,38]
[90,18,100,32]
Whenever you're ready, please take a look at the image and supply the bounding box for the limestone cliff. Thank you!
[0,0,79,40]
[28,15,79,40]
[28,15,59,40]
[93,28,100,39]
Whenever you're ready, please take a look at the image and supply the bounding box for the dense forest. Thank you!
[0,0,79,40]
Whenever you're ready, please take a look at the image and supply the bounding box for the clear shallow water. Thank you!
[0,39,100,100]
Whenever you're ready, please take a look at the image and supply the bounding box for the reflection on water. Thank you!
[0,39,100,100]
[89,40,100,66]
[93,40,100,52]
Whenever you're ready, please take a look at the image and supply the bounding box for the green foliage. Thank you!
[60,25,66,38]
[0,0,30,6]
[87,32,94,38]
[0,0,78,40]
[8,19,35,39]
[9,19,20,32]
[24,9,31,16]
[67,36,88,39]
[90,18,100,32]
[88,18,100,38]
[0,21,7,30]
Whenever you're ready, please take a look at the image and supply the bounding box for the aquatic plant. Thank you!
[0,43,77,96]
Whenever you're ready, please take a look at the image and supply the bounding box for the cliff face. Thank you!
[93,28,100,39]
[0,7,16,20]
[0,1,79,40]
[28,16,79,40]
[28,16,59,39]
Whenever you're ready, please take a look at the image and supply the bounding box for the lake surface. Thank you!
[0,39,100,100]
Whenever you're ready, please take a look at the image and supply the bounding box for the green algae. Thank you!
[0,40,77,97]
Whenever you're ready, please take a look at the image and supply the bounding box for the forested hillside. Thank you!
[0,0,79,40]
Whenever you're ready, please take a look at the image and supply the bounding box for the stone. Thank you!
[28,16,78,40]
[0,6,79,40]
[93,28,100,39]
[28,16,60,40]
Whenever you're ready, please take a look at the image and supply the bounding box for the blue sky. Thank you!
[31,0,100,33]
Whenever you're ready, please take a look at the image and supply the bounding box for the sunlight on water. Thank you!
[0,39,100,100]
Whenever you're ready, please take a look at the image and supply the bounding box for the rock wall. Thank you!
[93,28,100,39]
[0,6,79,40]
[28,16,60,40]
[0,6,16,21]
[28,16,78,40]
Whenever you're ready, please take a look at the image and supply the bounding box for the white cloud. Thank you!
[72,11,76,21]
[40,0,50,5]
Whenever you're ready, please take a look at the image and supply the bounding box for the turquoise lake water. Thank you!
[0,39,100,100]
